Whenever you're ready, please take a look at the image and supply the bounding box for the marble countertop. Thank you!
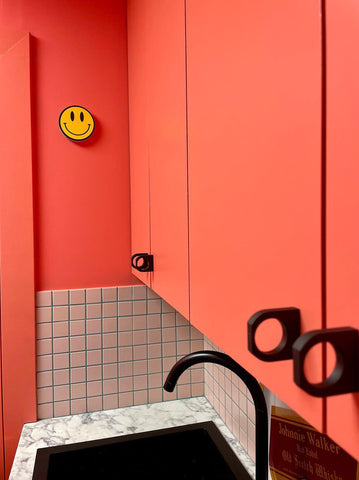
[10,396,255,480]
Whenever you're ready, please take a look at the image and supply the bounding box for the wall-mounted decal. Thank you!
[59,105,95,141]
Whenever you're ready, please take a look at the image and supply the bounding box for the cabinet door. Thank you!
[326,0,359,461]
[146,0,189,318]
[127,0,151,287]
[187,0,324,429]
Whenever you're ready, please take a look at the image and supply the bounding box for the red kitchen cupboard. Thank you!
[127,0,189,318]
[326,0,359,461]
[186,0,325,431]
[0,31,37,478]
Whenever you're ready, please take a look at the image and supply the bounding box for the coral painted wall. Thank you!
[0,0,137,290]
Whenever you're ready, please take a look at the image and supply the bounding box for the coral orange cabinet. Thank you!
[186,0,325,431]
[325,0,359,461]
[127,0,189,317]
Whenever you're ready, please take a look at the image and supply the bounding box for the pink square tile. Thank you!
[162,313,176,327]
[70,289,85,304]
[239,392,247,413]
[147,289,159,299]
[70,351,85,367]
[37,339,52,355]
[119,377,133,393]
[87,350,101,365]
[118,302,132,316]
[163,357,176,371]
[134,390,148,405]
[103,379,117,394]
[71,398,86,415]
[103,317,117,333]
[248,401,255,423]
[53,290,69,306]
[133,315,146,330]
[70,305,85,320]
[36,307,52,324]
[191,339,204,351]
[147,314,161,329]
[102,287,117,302]
[148,344,161,359]
[163,343,176,357]
[53,306,68,322]
[36,291,52,307]
[148,329,161,344]
[87,365,102,381]
[53,337,69,354]
[162,301,175,314]
[87,319,101,334]
[103,302,117,317]
[53,322,69,338]
[163,390,177,402]
[88,396,103,412]
[132,285,147,300]
[133,360,147,375]
[134,375,147,390]
[118,286,133,301]
[133,345,146,360]
[119,392,133,407]
[192,369,204,383]
[103,332,117,349]
[103,394,119,410]
[177,341,190,356]
[149,388,163,404]
[86,288,101,303]
[37,371,53,388]
[103,363,117,379]
[71,383,86,399]
[54,369,70,385]
[118,316,132,331]
[37,403,53,419]
[119,331,132,347]
[191,326,203,340]
[88,381,102,397]
[133,301,146,315]
[148,358,161,373]
[147,299,161,314]
[103,348,117,364]
[37,387,53,403]
[118,346,133,362]
[148,373,162,389]
[87,334,101,350]
[133,330,146,345]
[178,370,190,384]
[119,362,133,377]
[36,323,52,340]
[87,304,101,319]
[54,353,69,369]
[176,313,189,326]
[70,320,85,336]
[37,355,53,372]
[71,367,86,383]
[177,326,190,341]
[178,384,191,399]
[54,385,70,401]
[240,428,248,449]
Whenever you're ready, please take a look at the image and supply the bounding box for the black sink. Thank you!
[32,421,252,480]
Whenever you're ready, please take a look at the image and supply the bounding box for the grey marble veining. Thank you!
[10,397,255,480]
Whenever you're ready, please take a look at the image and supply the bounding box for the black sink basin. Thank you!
[32,421,252,480]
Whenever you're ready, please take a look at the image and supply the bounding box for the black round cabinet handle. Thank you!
[131,253,154,272]
[248,307,301,362]
[292,327,359,397]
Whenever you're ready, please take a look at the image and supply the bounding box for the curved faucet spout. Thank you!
[164,350,268,480]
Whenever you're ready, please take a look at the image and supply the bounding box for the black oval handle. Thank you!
[131,253,154,272]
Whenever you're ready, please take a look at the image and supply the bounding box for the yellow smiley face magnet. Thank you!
[59,106,95,141]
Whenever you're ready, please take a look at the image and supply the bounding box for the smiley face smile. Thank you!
[63,123,91,136]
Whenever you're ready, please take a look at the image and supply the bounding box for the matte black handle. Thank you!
[293,327,359,397]
[131,253,154,272]
[248,307,301,362]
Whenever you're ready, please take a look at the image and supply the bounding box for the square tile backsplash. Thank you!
[36,285,204,419]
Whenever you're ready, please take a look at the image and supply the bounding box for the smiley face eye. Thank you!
[80,112,84,122]
[70,111,74,121]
